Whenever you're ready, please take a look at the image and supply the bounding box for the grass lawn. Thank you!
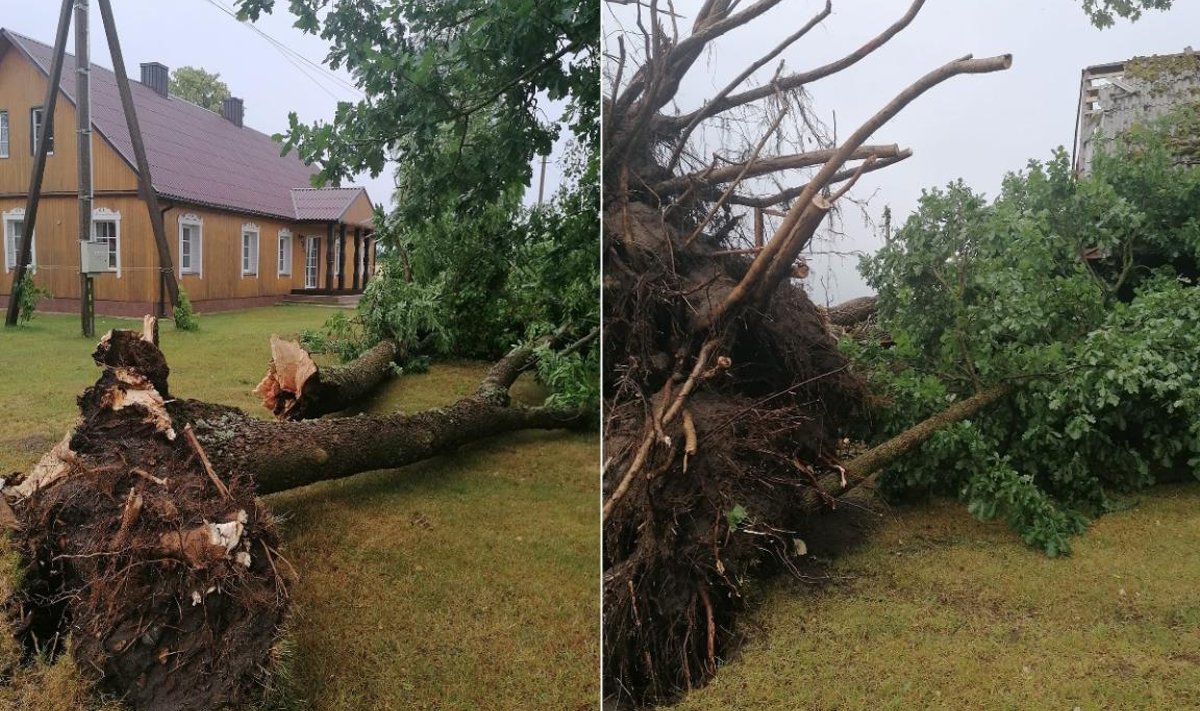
[674,486,1200,711]
[0,306,599,710]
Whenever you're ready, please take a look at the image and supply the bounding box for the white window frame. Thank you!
[241,222,260,277]
[0,111,9,158]
[304,235,319,289]
[3,208,34,273]
[333,235,343,278]
[178,213,203,278]
[277,228,293,276]
[31,106,52,156]
[91,207,121,277]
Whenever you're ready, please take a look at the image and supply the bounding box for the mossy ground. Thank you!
[0,307,598,710]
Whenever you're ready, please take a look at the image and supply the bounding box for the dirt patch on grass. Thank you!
[0,434,55,459]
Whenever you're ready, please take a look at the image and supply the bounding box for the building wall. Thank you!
[0,45,138,195]
[1075,64,1200,174]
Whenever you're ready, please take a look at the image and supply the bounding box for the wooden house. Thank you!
[0,29,377,316]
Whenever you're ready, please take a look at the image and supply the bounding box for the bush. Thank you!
[173,289,199,331]
[15,273,52,325]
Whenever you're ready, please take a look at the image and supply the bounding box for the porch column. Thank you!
[362,235,372,288]
[337,224,347,290]
[351,227,361,291]
[324,222,334,291]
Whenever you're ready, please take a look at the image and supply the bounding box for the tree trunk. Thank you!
[839,382,1014,493]
[821,295,878,327]
[198,388,589,495]
[4,324,589,711]
[255,336,403,420]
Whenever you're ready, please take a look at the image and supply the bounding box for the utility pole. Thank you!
[97,0,180,313]
[76,0,95,337]
[3,0,72,327]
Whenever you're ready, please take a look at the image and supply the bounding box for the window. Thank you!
[0,111,9,158]
[30,106,53,156]
[277,229,293,276]
[3,209,33,272]
[333,236,342,277]
[178,214,203,277]
[92,208,121,276]
[241,223,260,276]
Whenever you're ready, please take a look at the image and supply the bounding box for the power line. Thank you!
[202,0,351,99]
[200,0,362,100]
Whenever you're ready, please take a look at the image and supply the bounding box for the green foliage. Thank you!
[173,289,199,331]
[725,504,749,530]
[1078,0,1174,27]
[233,0,598,217]
[169,66,231,112]
[15,273,51,325]
[298,310,370,361]
[855,106,1200,554]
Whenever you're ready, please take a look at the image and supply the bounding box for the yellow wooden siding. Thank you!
[0,197,322,303]
[341,191,376,228]
[0,46,139,195]
[0,45,373,306]
[164,206,314,301]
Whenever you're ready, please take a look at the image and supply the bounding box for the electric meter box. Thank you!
[80,241,114,274]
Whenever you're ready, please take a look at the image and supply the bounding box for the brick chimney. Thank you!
[139,62,169,98]
[221,96,244,128]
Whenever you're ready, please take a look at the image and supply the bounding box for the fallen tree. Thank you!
[849,115,1200,554]
[3,321,590,711]
[602,0,1009,703]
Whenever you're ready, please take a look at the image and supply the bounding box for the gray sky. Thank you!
[605,0,1200,303]
[2,0,567,210]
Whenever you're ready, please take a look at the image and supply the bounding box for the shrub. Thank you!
[173,289,199,331]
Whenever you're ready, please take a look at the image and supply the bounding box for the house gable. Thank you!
[0,38,138,195]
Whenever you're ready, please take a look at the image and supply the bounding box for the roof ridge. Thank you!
[0,26,372,223]
[3,27,279,144]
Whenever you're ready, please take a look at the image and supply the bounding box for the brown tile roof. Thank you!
[3,29,371,223]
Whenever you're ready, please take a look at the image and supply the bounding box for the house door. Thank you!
[305,237,320,289]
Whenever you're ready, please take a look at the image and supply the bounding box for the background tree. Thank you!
[169,65,231,111]
[1080,0,1174,27]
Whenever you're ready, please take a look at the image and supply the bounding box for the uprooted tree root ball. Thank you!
[602,204,876,703]
[5,329,292,711]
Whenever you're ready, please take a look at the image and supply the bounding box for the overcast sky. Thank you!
[605,0,1200,303]
[1,0,568,210]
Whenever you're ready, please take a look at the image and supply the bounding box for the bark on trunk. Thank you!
[255,336,402,420]
[821,295,878,327]
[191,394,590,495]
[837,381,1014,494]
